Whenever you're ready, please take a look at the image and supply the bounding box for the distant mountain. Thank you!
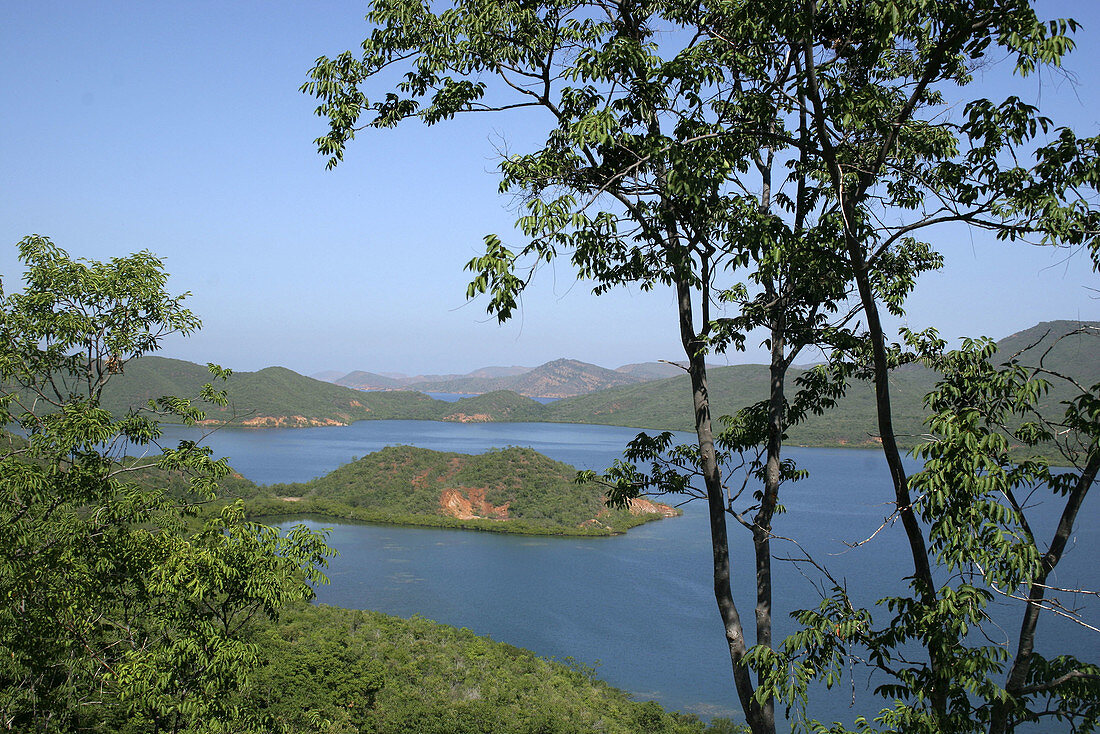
[540,359,933,446]
[574,361,933,446]
[96,320,1096,444]
[253,445,676,535]
[397,372,465,383]
[99,356,441,426]
[993,320,1099,380]
[614,362,686,380]
[414,358,645,398]
[327,365,533,391]
[93,358,558,427]
[309,370,344,383]
[465,365,532,379]
[334,370,407,390]
[540,320,1098,447]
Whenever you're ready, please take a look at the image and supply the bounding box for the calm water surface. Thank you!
[159,420,1099,728]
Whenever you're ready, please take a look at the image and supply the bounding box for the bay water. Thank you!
[157,420,1099,728]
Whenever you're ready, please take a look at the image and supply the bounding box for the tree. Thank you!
[0,236,334,732]
[303,1,1099,731]
[305,4,862,731]
[724,4,1100,732]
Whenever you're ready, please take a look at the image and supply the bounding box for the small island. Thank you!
[240,445,678,536]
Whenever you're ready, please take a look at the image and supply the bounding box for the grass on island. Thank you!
[248,445,676,537]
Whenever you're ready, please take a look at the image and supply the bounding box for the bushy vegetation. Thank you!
[0,238,334,732]
[0,239,703,733]
[249,604,735,734]
[257,445,674,536]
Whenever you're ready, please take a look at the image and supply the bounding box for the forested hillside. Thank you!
[252,604,732,734]
[542,320,1098,447]
[250,445,677,535]
[335,370,408,390]
[544,362,937,446]
[99,356,441,426]
[101,321,1098,449]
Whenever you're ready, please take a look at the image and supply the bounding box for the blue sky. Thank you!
[2,1,1097,376]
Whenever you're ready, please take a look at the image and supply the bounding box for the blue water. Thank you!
[422,391,480,402]
[156,421,1099,729]
[158,420,645,485]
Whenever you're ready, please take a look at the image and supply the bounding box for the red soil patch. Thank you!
[626,497,678,518]
[438,487,510,521]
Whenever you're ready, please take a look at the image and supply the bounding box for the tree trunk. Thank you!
[675,278,774,734]
[988,449,1099,734]
[751,308,787,731]
[845,233,946,717]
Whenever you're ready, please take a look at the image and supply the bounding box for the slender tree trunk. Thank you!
[751,307,787,732]
[845,232,946,716]
[675,278,773,734]
[988,449,1099,734]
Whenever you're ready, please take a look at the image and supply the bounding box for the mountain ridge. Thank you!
[413,358,645,398]
[325,358,645,397]
[101,320,1097,447]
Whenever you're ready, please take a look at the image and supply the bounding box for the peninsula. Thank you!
[229,445,677,536]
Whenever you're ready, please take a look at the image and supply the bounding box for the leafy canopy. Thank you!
[0,236,334,733]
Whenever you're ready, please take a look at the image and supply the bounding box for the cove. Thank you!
[158,420,1100,728]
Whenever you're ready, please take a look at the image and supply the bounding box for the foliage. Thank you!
[251,603,732,734]
[303,1,1100,732]
[753,332,1100,733]
[0,236,333,732]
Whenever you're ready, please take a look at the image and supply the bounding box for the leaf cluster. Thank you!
[0,239,334,732]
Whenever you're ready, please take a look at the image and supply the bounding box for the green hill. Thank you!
[95,320,1097,444]
[438,390,547,423]
[992,320,1100,411]
[615,361,687,380]
[95,356,547,427]
[100,356,445,426]
[540,320,1098,447]
[252,604,727,734]
[252,445,678,536]
[539,362,935,447]
[334,369,407,390]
